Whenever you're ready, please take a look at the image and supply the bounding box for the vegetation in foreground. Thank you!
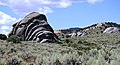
[0,33,120,65]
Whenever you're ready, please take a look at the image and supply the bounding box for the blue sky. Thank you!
[0,0,120,34]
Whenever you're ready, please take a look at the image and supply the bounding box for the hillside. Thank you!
[0,22,120,65]
[0,33,120,65]
[54,22,120,38]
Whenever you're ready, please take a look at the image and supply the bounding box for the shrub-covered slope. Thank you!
[0,33,120,65]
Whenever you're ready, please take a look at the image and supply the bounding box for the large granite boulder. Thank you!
[8,12,58,43]
[103,27,120,33]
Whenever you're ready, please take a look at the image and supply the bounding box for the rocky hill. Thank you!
[55,22,120,38]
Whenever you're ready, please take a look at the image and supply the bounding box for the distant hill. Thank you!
[54,22,120,38]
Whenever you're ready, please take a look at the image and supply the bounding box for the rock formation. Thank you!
[8,12,58,43]
[56,22,120,38]
[103,27,120,33]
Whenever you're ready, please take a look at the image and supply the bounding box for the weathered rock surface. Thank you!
[103,27,120,33]
[66,32,88,38]
[8,12,58,43]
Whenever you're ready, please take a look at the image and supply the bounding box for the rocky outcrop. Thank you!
[66,32,88,38]
[56,22,120,38]
[54,30,62,34]
[103,27,120,33]
[8,12,58,43]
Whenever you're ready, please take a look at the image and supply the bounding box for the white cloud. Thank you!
[39,7,53,14]
[87,0,103,4]
[0,0,104,15]
[0,11,16,35]
[0,0,81,14]
[1,26,9,30]
[0,11,16,24]
[0,26,11,35]
[58,0,72,8]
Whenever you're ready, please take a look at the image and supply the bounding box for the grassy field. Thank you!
[0,33,120,65]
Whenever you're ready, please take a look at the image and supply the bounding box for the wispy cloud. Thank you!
[87,0,103,4]
[0,11,16,24]
[0,0,75,14]
[0,0,101,15]
[0,25,11,35]
[1,26,9,30]
[57,0,72,8]
[39,7,53,14]
[0,11,16,35]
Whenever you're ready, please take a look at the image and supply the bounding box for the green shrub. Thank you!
[20,52,36,63]
[0,61,4,65]
[70,43,78,48]
[4,57,21,65]
[64,39,73,43]
[56,41,63,44]
[0,34,7,40]
[7,35,21,43]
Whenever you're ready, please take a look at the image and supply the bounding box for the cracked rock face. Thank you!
[9,12,58,43]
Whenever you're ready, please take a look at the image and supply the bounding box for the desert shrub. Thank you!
[77,51,83,55]
[53,59,62,65]
[0,34,7,40]
[0,61,4,65]
[64,39,73,43]
[77,40,82,43]
[69,43,78,48]
[4,57,21,65]
[20,52,36,63]
[56,41,63,44]
[115,41,120,44]
[7,35,21,43]
[1,33,120,65]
